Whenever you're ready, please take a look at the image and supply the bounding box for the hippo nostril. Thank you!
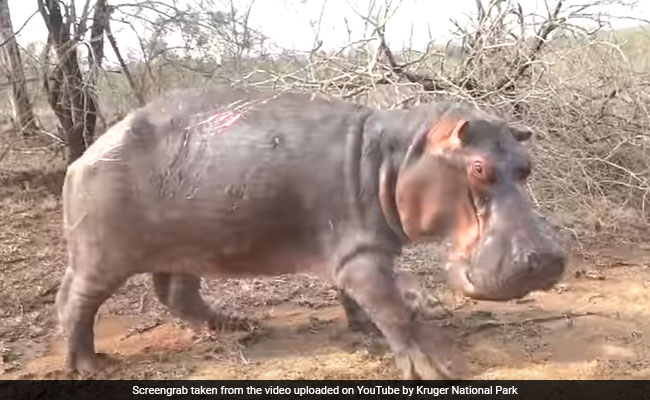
[546,252,567,274]
[525,251,566,277]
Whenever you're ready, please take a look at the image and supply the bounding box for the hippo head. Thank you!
[386,105,567,301]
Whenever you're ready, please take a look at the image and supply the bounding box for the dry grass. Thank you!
[2,3,648,251]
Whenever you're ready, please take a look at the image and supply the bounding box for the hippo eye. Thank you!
[469,157,493,184]
[474,162,483,174]
[472,161,485,178]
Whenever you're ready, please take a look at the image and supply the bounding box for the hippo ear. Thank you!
[401,118,470,171]
[393,118,473,240]
[425,119,471,153]
[509,124,533,142]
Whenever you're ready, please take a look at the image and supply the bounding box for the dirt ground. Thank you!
[2,145,650,381]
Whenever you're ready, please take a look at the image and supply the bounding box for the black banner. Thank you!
[1,380,648,400]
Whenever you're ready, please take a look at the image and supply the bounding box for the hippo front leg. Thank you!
[152,273,257,331]
[336,252,466,380]
[338,290,381,335]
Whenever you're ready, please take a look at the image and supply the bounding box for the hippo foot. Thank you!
[395,350,460,380]
[65,352,116,375]
[338,290,383,337]
[348,317,382,336]
[206,311,259,332]
[394,325,467,380]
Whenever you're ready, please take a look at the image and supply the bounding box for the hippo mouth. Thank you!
[444,254,563,301]
[446,261,529,301]
[444,259,502,300]
[443,194,567,301]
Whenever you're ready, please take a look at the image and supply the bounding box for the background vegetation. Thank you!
[1,0,649,247]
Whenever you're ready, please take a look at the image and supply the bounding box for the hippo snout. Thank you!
[447,224,567,301]
[507,248,567,298]
[517,249,566,288]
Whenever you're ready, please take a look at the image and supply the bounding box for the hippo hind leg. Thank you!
[55,267,74,333]
[151,273,255,331]
[56,265,129,374]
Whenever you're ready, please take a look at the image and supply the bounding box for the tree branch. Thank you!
[105,15,145,105]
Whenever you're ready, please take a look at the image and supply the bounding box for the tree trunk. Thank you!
[38,0,101,164]
[0,0,38,135]
[88,0,107,131]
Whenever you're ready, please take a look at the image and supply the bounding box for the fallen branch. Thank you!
[120,319,163,340]
[462,310,611,337]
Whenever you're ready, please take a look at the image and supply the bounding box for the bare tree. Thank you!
[226,0,257,73]
[105,11,144,105]
[38,0,104,164]
[113,0,266,80]
[4,0,641,243]
[0,0,39,134]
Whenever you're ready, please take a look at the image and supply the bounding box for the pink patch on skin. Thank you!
[197,96,278,135]
[198,111,243,134]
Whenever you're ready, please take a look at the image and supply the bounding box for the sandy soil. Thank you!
[2,146,650,380]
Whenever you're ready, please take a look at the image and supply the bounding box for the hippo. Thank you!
[57,86,566,379]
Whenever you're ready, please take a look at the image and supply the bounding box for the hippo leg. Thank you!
[56,266,129,373]
[336,252,465,380]
[55,267,74,332]
[151,273,255,331]
[337,290,380,335]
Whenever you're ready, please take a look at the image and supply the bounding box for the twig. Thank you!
[0,10,40,48]
[462,310,610,337]
[120,319,162,340]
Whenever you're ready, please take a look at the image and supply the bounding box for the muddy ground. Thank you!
[2,146,650,380]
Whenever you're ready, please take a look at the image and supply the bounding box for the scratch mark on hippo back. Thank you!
[159,95,279,199]
[198,111,242,133]
[189,95,280,135]
[159,125,204,199]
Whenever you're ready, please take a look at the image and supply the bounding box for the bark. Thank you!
[89,0,106,68]
[38,0,100,164]
[0,0,38,134]
[88,0,107,131]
